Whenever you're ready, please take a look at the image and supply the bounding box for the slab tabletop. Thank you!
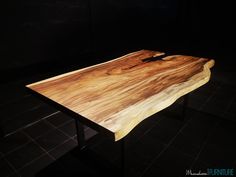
[26,50,215,141]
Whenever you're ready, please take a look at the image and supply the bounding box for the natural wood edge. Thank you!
[206,59,215,69]
[113,59,215,141]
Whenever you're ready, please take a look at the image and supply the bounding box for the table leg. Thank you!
[75,119,86,150]
[182,94,189,120]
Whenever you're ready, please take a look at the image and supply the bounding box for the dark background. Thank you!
[2,0,234,82]
[1,1,236,177]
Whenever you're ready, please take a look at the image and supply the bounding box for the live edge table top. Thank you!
[26,50,214,141]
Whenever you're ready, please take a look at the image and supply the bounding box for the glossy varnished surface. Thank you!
[27,50,214,141]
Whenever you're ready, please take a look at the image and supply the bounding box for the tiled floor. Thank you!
[0,68,236,177]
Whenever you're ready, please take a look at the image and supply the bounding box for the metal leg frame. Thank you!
[75,118,127,176]
[75,119,86,150]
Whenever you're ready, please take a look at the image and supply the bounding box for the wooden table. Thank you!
[26,50,214,173]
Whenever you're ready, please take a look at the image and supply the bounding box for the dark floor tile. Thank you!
[23,120,55,139]
[35,148,105,177]
[124,135,166,177]
[8,173,21,177]
[73,126,98,142]
[0,96,42,123]
[224,112,236,122]
[228,96,236,110]
[143,147,194,177]
[201,96,229,116]
[192,159,209,169]
[0,131,30,154]
[35,129,69,151]
[226,98,236,120]
[187,96,206,110]
[90,138,120,163]
[189,82,217,100]
[58,121,76,137]
[19,154,54,177]
[213,93,236,105]
[170,132,202,158]
[5,142,45,170]
[190,88,212,102]
[206,119,236,151]
[121,113,164,148]
[84,127,98,140]
[181,111,219,142]
[146,116,184,145]
[0,158,16,177]
[49,139,77,159]
[162,103,185,119]
[46,112,71,127]
[216,84,236,97]
[198,142,236,167]
[3,104,57,135]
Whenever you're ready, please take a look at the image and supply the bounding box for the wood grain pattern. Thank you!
[27,50,214,141]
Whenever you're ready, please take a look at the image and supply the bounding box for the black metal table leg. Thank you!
[75,119,86,150]
[182,94,189,120]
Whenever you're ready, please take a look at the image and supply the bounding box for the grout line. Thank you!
[47,138,75,158]
[3,157,21,177]
[15,134,75,173]
[1,137,31,157]
[26,111,60,126]
[2,114,76,157]
[19,137,73,171]
[21,131,56,161]
[4,111,60,138]
[140,114,193,177]
[46,117,74,130]
[16,153,48,173]
[44,119,75,141]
